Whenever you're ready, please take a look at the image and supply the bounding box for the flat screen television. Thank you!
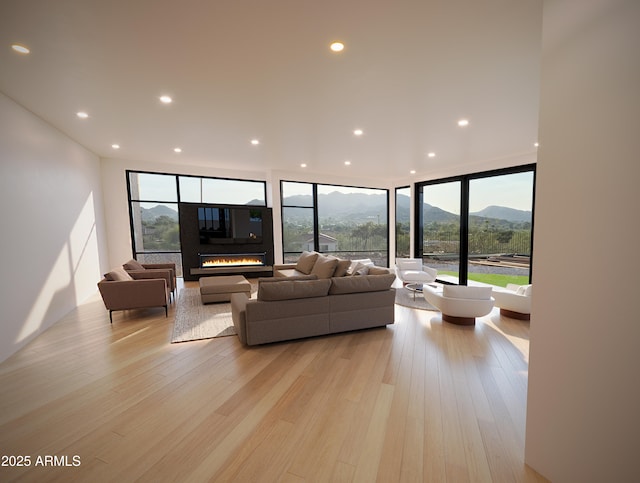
[198,206,264,244]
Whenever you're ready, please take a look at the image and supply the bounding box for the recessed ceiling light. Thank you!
[11,44,30,54]
[330,41,345,52]
[457,119,470,127]
[174,147,182,153]
[159,95,172,104]
[344,160,351,166]
[534,142,539,147]
[76,111,89,119]
[111,144,120,149]
[427,152,436,158]
[250,139,260,145]
[300,163,307,168]
[410,170,416,174]
[353,129,363,136]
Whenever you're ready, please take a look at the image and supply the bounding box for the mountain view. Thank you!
[140,204,179,222]
[140,193,531,227]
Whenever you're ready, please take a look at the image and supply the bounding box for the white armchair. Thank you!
[423,285,494,326]
[395,258,438,284]
[492,284,532,320]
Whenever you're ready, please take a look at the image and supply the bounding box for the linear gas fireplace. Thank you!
[191,252,272,277]
[199,253,266,268]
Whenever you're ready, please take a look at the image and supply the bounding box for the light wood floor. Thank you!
[0,281,547,482]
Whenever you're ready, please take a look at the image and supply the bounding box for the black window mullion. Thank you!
[414,185,424,259]
[312,184,320,251]
[459,178,470,285]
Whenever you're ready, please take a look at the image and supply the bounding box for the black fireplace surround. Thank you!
[180,203,274,281]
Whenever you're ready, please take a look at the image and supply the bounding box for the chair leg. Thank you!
[109,310,113,324]
[164,305,168,317]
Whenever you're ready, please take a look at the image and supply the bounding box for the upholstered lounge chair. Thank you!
[98,267,169,323]
[492,284,532,320]
[123,259,177,300]
[395,258,438,285]
[423,284,494,326]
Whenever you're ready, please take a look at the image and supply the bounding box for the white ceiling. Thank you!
[0,0,542,183]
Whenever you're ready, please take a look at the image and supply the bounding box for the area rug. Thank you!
[171,287,236,343]
[394,286,438,311]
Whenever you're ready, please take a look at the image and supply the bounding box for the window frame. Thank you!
[126,169,268,274]
[281,180,390,266]
[414,164,536,285]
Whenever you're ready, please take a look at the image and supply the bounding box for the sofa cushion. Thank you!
[104,266,133,281]
[331,258,352,277]
[310,254,339,279]
[123,259,145,271]
[442,285,492,300]
[295,251,319,275]
[259,274,317,283]
[329,273,396,295]
[275,268,308,278]
[258,279,331,301]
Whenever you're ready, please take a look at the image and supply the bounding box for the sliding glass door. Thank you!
[467,171,534,286]
[415,164,535,286]
[419,180,462,283]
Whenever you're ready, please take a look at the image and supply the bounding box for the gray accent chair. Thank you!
[98,267,169,323]
[123,259,177,300]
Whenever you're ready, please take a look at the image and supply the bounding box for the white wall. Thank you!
[0,92,108,363]
[525,1,640,481]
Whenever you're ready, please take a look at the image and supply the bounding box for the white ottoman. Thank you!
[199,275,251,304]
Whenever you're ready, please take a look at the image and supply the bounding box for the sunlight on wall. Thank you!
[17,193,101,343]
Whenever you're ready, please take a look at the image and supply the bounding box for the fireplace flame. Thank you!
[202,257,264,267]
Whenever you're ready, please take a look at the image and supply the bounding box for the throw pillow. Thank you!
[367,266,390,275]
[311,254,339,279]
[333,258,352,277]
[104,267,133,281]
[517,284,533,296]
[123,259,145,271]
[350,262,370,276]
[347,258,374,275]
[295,251,319,275]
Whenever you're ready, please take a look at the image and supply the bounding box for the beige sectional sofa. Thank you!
[230,252,396,345]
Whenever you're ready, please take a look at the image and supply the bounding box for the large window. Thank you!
[281,181,389,266]
[416,165,535,287]
[178,176,266,205]
[128,172,182,274]
[127,171,267,276]
[467,171,534,286]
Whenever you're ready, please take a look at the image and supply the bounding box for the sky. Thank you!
[423,171,534,214]
[134,171,534,214]
[134,172,265,205]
